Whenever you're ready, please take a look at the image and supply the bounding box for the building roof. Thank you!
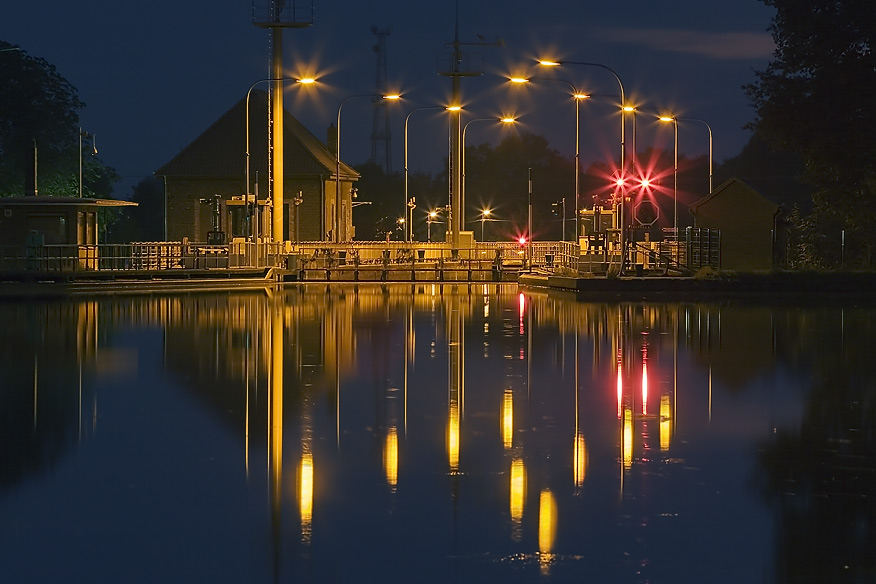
[0,196,137,207]
[689,177,780,216]
[154,89,358,180]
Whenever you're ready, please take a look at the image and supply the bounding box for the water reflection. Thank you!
[1,286,874,583]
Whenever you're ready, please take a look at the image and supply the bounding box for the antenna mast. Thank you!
[370,26,393,174]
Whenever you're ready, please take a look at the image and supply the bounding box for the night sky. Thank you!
[1,0,775,197]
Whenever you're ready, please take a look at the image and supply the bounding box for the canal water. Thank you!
[1,284,873,583]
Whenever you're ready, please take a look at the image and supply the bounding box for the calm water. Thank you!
[1,284,874,583]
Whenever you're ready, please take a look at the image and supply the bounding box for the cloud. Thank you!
[599,28,775,60]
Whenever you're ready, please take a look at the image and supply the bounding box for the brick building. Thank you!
[689,178,783,271]
[155,90,358,243]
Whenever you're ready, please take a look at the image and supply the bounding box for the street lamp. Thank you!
[656,114,678,236]
[462,115,516,236]
[676,117,713,194]
[78,128,97,198]
[245,76,315,241]
[510,76,588,241]
[480,208,492,241]
[336,93,400,243]
[539,59,629,265]
[404,105,445,242]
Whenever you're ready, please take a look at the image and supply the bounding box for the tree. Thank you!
[745,1,876,267]
[109,176,166,243]
[0,41,117,198]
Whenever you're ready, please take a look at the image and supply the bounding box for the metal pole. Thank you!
[405,106,443,242]
[271,28,284,243]
[528,167,533,270]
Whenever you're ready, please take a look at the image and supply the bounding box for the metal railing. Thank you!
[0,235,721,276]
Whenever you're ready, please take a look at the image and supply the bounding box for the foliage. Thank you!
[462,131,572,241]
[109,176,165,243]
[0,41,118,198]
[746,0,876,268]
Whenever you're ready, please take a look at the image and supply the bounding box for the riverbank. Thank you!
[518,270,876,301]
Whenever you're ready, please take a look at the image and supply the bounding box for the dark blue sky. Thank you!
[2,0,775,197]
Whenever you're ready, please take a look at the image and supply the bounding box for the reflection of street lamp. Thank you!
[78,128,97,198]
[404,106,445,242]
[337,93,400,242]
[480,208,492,241]
[462,116,516,236]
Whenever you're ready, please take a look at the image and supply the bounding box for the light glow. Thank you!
[448,400,460,473]
[500,117,516,123]
[658,116,674,122]
[660,394,671,451]
[384,426,399,489]
[538,60,561,66]
[510,77,529,84]
[622,105,636,112]
[574,432,587,487]
[623,407,633,469]
[574,93,591,100]
[299,452,314,542]
[383,94,401,100]
[446,105,462,112]
[510,458,526,541]
[502,389,514,449]
[296,77,316,84]
[538,488,558,568]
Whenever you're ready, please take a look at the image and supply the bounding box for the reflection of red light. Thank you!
[616,361,623,418]
[518,292,526,335]
[642,360,648,416]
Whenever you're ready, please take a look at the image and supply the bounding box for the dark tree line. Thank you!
[746,0,876,268]
[0,41,117,199]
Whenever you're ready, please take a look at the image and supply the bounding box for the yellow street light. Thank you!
[462,117,517,237]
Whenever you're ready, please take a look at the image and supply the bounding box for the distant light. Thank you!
[518,236,527,245]
[383,94,401,100]
[622,106,636,112]
[538,60,561,67]
[483,208,492,217]
[658,116,674,122]
[296,77,316,84]
[429,211,438,218]
[574,93,590,100]
[615,178,625,187]
[509,77,529,84]
[446,105,462,112]
[500,117,516,123]
[641,178,651,188]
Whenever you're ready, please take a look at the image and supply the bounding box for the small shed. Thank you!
[0,196,137,270]
[689,178,781,271]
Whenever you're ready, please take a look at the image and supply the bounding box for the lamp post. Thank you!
[404,106,445,242]
[681,117,713,194]
[78,128,96,198]
[245,76,314,241]
[337,93,400,242]
[480,208,491,241]
[510,76,587,242]
[462,116,516,239]
[657,114,714,234]
[539,60,628,264]
[657,114,679,236]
